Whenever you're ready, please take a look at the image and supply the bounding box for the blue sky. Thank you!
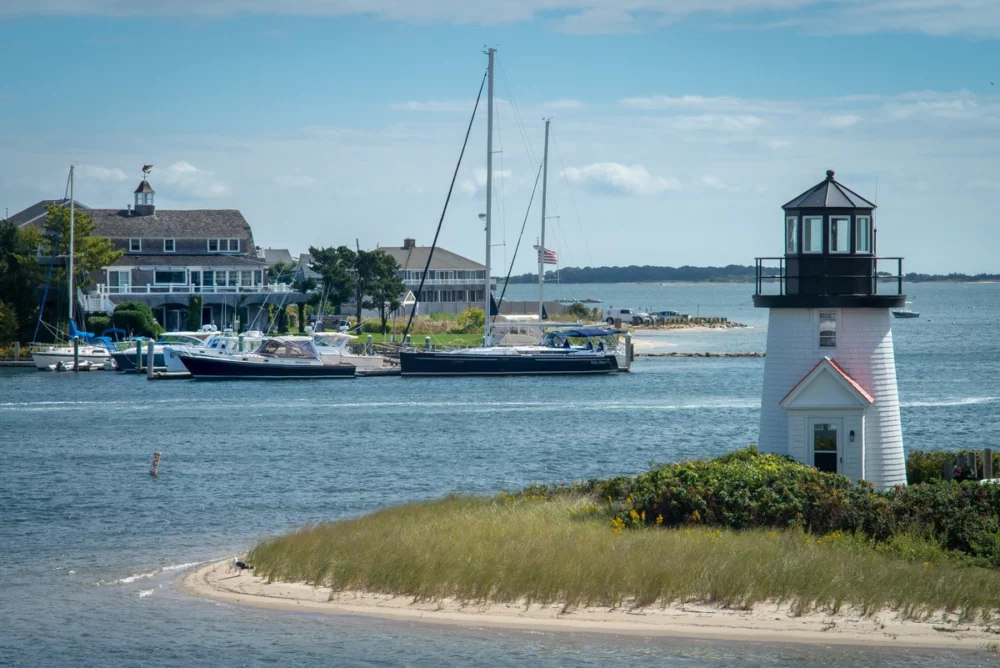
[2,1,999,273]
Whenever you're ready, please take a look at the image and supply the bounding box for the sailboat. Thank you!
[32,166,115,371]
[399,54,626,377]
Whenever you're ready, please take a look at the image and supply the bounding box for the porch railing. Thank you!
[93,283,295,296]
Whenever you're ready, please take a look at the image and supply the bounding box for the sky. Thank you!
[1,1,999,275]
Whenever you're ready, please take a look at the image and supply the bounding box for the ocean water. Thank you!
[2,282,999,667]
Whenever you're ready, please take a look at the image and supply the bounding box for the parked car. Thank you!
[603,307,651,325]
[653,310,687,320]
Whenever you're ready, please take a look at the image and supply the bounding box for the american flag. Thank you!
[536,247,558,265]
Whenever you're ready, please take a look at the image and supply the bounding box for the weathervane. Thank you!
[141,164,153,180]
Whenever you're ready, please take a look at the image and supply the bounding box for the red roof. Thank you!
[780,357,874,406]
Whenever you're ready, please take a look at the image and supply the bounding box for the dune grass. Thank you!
[248,495,1000,622]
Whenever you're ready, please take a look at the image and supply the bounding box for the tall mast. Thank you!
[483,47,495,346]
[538,118,550,321]
[68,165,75,331]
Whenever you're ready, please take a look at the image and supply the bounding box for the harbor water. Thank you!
[2,282,999,667]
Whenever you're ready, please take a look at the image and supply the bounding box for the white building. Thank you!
[753,170,907,489]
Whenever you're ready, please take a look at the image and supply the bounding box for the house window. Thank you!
[208,239,219,252]
[129,238,141,252]
[214,271,226,287]
[228,271,238,287]
[163,239,175,253]
[856,216,872,253]
[240,271,252,287]
[829,217,850,253]
[803,216,823,253]
[154,270,186,284]
[226,239,240,252]
[203,271,214,287]
[819,312,837,348]
[785,216,799,254]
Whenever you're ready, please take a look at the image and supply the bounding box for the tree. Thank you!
[308,246,356,316]
[187,295,203,330]
[0,300,17,346]
[0,220,43,342]
[112,301,161,337]
[357,250,406,334]
[40,204,124,292]
[268,259,298,285]
[293,276,317,333]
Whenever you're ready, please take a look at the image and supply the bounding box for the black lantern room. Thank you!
[753,170,905,308]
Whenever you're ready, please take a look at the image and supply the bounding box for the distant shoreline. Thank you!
[179,560,995,650]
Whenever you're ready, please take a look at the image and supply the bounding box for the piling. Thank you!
[968,451,979,479]
[14,342,20,361]
[943,460,954,481]
[624,332,633,369]
[367,334,373,355]
[146,340,154,380]
[404,334,411,346]
[985,448,994,479]
[73,339,79,372]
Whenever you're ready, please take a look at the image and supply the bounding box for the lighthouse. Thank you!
[753,170,907,489]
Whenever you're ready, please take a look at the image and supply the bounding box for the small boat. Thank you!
[313,333,387,369]
[892,309,920,319]
[581,297,603,304]
[161,329,265,372]
[179,336,355,379]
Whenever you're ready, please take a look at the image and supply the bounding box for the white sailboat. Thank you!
[32,166,115,371]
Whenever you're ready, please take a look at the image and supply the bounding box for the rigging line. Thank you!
[496,57,537,170]
[550,131,594,267]
[402,68,488,342]
[495,162,543,315]
[32,173,73,343]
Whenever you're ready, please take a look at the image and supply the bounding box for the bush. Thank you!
[0,300,17,345]
[112,302,161,337]
[567,302,589,319]
[86,315,112,334]
[556,447,1000,567]
[907,449,998,484]
[456,307,484,333]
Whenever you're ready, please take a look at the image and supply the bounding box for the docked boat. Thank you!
[111,329,218,372]
[161,330,265,373]
[313,333,387,369]
[398,57,624,378]
[178,336,355,379]
[400,327,625,376]
[892,309,920,319]
[32,322,118,371]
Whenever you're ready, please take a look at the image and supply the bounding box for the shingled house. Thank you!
[11,174,286,331]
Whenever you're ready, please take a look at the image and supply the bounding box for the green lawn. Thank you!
[351,332,484,348]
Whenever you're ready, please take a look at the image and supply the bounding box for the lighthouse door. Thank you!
[809,418,842,473]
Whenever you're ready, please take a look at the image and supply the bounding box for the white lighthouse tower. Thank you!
[754,170,906,489]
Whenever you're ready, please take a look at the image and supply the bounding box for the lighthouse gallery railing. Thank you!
[754,257,904,297]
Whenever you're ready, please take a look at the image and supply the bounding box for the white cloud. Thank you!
[968,178,1000,192]
[460,167,513,196]
[562,162,680,196]
[6,1,1000,37]
[77,164,127,182]
[273,174,317,188]
[820,114,863,128]
[391,100,476,113]
[620,94,798,114]
[669,114,766,132]
[541,99,587,111]
[160,161,228,199]
[700,174,738,192]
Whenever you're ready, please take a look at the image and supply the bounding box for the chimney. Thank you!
[403,238,416,249]
[127,204,132,216]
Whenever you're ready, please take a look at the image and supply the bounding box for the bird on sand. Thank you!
[232,557,253,571]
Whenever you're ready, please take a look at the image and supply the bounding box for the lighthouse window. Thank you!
[803,216,823,253]
[857,217,872,253]
[830,217,850,253]
[785,217,799,253]
[819,312,837,348]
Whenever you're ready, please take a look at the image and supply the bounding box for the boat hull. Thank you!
[111,350,166,371]
[33,349,115,371]
[179,355,356,379]
[399,351,619,376]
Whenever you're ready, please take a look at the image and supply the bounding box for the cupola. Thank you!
[133,165,155,216]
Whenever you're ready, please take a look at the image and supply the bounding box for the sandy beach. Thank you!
[179,560,999,650]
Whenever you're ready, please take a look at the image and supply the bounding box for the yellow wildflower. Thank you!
[656,514,664,525]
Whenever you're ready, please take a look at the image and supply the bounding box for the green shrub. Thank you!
[456,307,484,333]
[86,315,112,334]
[567,302,589,319]
[360,318,385,333]
[112,302,161,337]
[536,447,1000,567]
[907,449,998,484]
[0,300,17,345]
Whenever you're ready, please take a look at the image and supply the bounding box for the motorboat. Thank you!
[892,309,920,319]
[313,332,386,369]
[111,328,218,372]
[400,327,626,376]
[160,330,265,373]
[179,336,356,379]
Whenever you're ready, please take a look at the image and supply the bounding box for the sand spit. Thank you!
[179,560,1000,650]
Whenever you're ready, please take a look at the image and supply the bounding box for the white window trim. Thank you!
[817,309,839,350]
[829,216,850,254]
[802,216,824,254]
[208,239,219,252]
[163,238,175,253]
[129,238,141,252]
[856,216,872,254]
[785,216,799,254]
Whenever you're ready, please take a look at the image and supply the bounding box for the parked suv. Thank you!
[603,307,651,325]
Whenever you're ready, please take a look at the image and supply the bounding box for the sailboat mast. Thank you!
[68,165,75,331]
[538,119,549,321]
[483,47,495,346]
